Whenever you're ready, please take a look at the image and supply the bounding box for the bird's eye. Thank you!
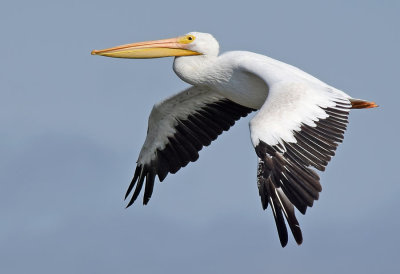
[186,35,195,42]
[179,35,196,44]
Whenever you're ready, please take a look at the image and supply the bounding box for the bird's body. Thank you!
[92,32,377,247]
[174,50,344,109]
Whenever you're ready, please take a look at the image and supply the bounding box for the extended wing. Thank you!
[125,86,254,207]
[240,58,352,247]
[251,82,351,246]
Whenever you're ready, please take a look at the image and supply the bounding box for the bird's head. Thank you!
[91,32,219,59]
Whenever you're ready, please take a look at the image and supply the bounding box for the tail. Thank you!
[349,99,378,109]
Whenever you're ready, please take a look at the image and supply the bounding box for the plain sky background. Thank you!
[1,1,399,273]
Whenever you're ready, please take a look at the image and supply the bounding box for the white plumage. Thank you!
[92,32,377,247]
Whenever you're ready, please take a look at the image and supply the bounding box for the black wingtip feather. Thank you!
[155,150,169,182]
[276,188,303,245]
[143,171,156,205]
[126,169,146,208]
[125,166,141,200]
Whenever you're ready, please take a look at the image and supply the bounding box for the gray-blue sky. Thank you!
[1,1,399,273]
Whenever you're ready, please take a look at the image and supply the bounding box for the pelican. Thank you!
[91,32,377,247]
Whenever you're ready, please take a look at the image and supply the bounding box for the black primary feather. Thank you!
[255,102,350,246]
[125,98,255,206]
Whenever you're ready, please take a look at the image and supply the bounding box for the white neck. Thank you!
[173,55,223,86]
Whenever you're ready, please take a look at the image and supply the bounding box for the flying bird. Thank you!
[91,32,377,247]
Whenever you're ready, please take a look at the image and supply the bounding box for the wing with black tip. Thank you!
[125,86,254,207]
[250,81,351,247]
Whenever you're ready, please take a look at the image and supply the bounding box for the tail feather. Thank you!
[349,99,378,109]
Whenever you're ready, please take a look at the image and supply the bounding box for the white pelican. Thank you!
[91,32,377,247]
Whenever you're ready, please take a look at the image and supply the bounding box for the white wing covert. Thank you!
[125,86,255,207]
